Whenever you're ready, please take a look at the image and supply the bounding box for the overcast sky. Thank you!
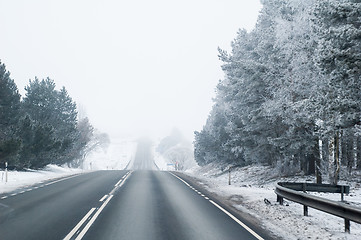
[0,0,262,141]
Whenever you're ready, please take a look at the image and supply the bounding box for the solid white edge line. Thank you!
[63,208,96,240]
[75,195,114,240]
[99,194,108,202]
[169,172,190,186]
[209,200,264,240]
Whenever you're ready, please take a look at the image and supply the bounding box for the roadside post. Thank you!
[5,162,8,183]
[228,167,231,185]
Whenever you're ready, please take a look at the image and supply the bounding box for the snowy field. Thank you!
[186,164,361,240]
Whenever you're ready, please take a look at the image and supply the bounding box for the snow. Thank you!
[153,148,169,170]
[83,138,137,170]
[185,164,361,240]
[0,165,83,194]
[0,138,138,194]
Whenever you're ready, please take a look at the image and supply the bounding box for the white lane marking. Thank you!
[209,200,264,240]
[19,191,25,194]
[44,174,80,187]
[99,195,108,202]
[1,196,8,199]
[10,193,17,196]
[115,171,131,187]
[75,195,114,240]
[63,208,96,240]
[64,172,131,240]
[170,172,263,239]
[114,178,123,187]
[169,172,190,186]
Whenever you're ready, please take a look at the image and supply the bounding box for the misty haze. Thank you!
[1,0,361,239]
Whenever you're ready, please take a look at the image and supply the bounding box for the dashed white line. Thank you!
[99,195,108,202]
[64,171,131,240]
[1,196,8,199]
[63,208,96,240]
[10,193,17,196]
[114,178,123,187]
[75,195,114,240]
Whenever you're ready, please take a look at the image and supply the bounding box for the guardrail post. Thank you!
[304,205,308,216]
[341,186,344,202]
[345,219,350,233]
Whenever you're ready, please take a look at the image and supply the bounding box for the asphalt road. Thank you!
[0,171,128,240]
[0,170,270,240]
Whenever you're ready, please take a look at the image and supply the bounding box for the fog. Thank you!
[0,0,261,141]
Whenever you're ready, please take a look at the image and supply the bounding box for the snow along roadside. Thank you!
[0,164,85,194]
[183,164,361,240]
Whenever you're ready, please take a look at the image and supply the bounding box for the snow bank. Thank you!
[0,164,83,194]
[186,164,361,240]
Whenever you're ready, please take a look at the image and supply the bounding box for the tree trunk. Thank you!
[329,133,340,185]
[357,135,361,170]
[316,138,322,183]
[334,131,340,185]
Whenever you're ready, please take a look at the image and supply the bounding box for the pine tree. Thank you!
[314,0,361,183]
[0,61,21,167]
[22,78,78,167]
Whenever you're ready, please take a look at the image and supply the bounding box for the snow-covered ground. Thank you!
[185,164,361,240]
[0,138,138,194]
[0,165,84,194]
[83,138,137,170]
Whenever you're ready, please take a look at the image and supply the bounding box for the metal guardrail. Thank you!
[277,182,349,201]
[275,182,361,233]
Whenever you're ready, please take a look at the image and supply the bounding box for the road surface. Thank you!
[0,141,271,240]
[0,170,270,240]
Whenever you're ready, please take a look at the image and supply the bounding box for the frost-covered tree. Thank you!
[194,0,361,181]
[157,128,195,170]
[313,0,361,183]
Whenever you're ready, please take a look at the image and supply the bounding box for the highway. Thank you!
[0,141,271,240]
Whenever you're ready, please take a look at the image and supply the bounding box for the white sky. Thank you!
[0,0,262,141]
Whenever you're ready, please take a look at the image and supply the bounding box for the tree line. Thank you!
[194,0,361,184]
[0,61,109,169]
